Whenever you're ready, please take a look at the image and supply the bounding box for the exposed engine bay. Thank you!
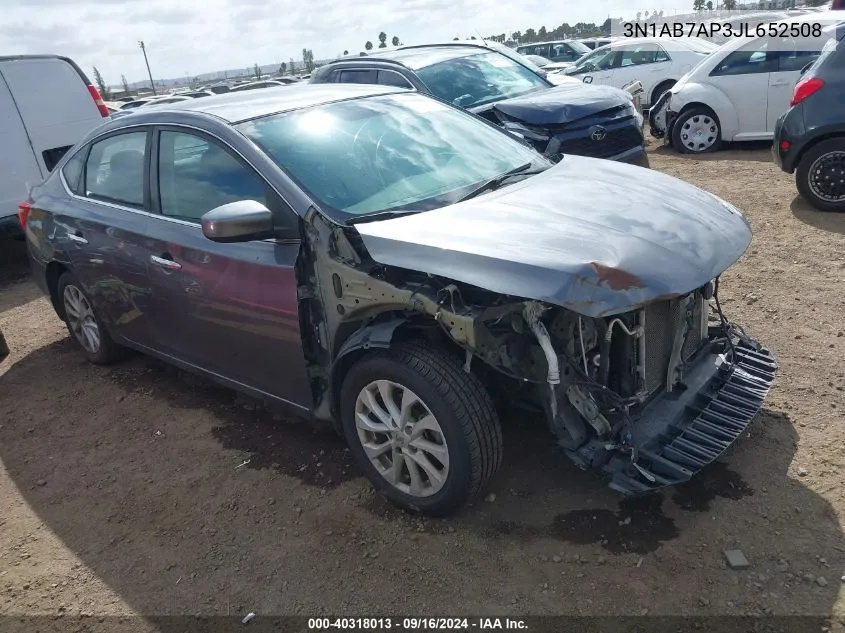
[300,211,777,494]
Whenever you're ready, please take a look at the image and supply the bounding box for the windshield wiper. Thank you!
[346,209,420,226]
[456,162,542,203]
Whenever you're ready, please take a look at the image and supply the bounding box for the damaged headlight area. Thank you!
[440,282,776,495]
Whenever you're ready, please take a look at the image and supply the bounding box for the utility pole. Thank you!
[138,40,156,95]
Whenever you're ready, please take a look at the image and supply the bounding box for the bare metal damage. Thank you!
[297,158,776,494]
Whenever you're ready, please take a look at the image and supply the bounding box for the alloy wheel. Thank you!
[808,151,845,202]
[63,285,101,354]
[354,379,450,498]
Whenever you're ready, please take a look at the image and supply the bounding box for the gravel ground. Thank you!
[0,141,843,628]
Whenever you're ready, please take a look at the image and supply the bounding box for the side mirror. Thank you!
[799,61,814,76]
[201,200,275,243]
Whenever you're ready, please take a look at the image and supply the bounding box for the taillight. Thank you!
[17,201,31,231]
[87,84,110,117]
[790,77,824,107]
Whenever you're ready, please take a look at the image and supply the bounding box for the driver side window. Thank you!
[711,40,775,76]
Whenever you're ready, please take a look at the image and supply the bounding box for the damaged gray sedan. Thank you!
[23,84,776,515]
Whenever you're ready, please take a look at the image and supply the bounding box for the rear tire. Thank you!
[672,106,722,154]
[57,272,124,365]
[795,137,845,212]
[340,340,502,516]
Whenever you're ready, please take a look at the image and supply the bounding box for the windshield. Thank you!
[567,47,616,74]
[415,51,549,108]
[238,93,545,221]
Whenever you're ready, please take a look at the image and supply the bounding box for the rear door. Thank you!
[0,57,105,174]
[0,67,41,222]
[60,129,154,347]
[143,127,312,408]
[571,48,619,87]
[612,43,672,105]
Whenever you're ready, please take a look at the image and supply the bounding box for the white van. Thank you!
[0,55,109,235]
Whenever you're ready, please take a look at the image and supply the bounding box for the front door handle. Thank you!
[67,232,88,245]
[150,254,182,271]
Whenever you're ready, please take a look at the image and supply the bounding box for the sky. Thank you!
[1,0,694,84]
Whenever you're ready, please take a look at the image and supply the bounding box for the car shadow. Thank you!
[790,195,845,235]
[0,340,842,617]
[651,140,773,163]
[0,237,39,313]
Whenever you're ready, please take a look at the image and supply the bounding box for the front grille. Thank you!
[557,126,643,159]
[641,294,705,394]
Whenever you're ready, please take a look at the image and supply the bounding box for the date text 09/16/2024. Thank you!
[307,618,528,630]
[622,21,823,39]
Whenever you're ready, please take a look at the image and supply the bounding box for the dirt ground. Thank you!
[0,140,843,628]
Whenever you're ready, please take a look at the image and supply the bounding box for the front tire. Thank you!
[57,272,124,365]
[340,341,503,516]
[796,138,845,212]
[672,106,722,154]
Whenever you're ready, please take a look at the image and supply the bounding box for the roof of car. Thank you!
[365,44,495,69]
[121,83,407,124]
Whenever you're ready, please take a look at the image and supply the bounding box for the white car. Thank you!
[649,12,842,154]
[563,37,718,107]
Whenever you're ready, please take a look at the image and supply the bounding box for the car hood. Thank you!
[479,84,632,126]
[354,156,751,318]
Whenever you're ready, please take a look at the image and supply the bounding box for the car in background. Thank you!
[310,43,647,165]
[120,97,159,110]
[21,84,775,514]
[524,54,551,67]
[564,37,718,107]
[176,90,214,98]
[574,37,618,50]
[209,84,231,94]
[0,54,109,236]
[229,80,288,92]
[650,12,841,154]
[774,21,845,211]
[516,40,591,65]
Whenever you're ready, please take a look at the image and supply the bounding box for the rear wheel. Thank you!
[796,138,845,212]
[340,341,502,516]
[672,107,722,154]
[57,272,124,365]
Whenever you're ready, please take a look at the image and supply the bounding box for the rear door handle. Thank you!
[67,232,88,245]
[150,254,182,271]
[770,80,789,86]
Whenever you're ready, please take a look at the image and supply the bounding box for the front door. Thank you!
[143,128,312,409]
[706,40,775,139]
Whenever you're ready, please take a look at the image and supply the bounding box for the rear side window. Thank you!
[84,132,147,207]
[777,39,822,73]
[339,69,378,84]
[61,149,87,193]
[157,131,267,223]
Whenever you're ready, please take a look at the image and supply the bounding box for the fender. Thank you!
[314,317,408,425]
[668,83,740,141]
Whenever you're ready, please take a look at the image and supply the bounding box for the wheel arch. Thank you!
[45,261,70,319]
[650,79,676,107]
[669,84,738,141]
[792,131,845,175]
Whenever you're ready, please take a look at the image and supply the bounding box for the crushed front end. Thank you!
[517,282,776,494]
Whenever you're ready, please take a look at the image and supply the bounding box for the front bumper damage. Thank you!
[648,90,676,145]
[604,340,776,494]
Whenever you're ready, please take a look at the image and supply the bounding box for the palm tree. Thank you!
[365,41,373,51]
[378,31,387,48]
[391,35,400,46]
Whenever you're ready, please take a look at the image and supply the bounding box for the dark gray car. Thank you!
[22,85,775,515]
